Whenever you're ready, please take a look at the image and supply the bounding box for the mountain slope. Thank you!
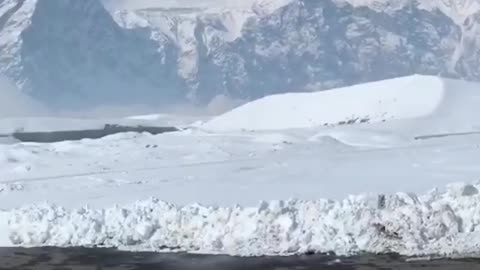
[0,0,479,106]
[110,0,466,103]
[0,0,183,108]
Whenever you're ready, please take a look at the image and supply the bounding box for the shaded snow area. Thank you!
[2,75,480,258]
[5,183,480,257]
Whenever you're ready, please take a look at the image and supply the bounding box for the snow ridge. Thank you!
[7,183,480,257]
[203,75,480,132]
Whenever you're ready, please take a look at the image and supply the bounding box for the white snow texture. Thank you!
[203,75,480,131]
[6,183,480,257]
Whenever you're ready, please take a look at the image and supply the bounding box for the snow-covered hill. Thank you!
[0,0,480,105]
[204,75,480,131]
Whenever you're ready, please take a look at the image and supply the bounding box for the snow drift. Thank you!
[5,183,480,257]
[204,75,480,131]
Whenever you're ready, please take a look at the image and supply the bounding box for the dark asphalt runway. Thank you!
[0,248,480,270]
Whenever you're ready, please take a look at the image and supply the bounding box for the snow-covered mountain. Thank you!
[0,0,479,106]
[0,0,183,108]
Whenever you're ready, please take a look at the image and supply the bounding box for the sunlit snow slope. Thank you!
[204,75,480,131]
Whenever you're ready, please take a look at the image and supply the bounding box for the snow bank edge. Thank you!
[4,182,480,257]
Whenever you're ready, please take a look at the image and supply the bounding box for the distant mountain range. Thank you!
[0,0,479,108]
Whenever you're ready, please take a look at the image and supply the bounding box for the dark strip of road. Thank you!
[1,247,479,270]
[415,131,480,140]
[9,124,179,143]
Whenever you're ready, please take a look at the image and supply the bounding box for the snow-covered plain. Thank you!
[2,75,480,257]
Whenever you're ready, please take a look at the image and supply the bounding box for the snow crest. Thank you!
[203,75,480,132]
[7,183,480,257]
[201,76,450,131]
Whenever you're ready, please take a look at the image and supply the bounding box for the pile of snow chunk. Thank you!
[7,183,480,257]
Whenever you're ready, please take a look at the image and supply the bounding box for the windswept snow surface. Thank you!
[2,75,480,257]
[203,75,480,132]
[6,183,480,256]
